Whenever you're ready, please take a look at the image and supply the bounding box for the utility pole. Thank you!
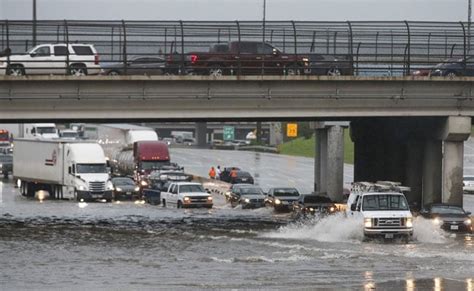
[32,0,37,46]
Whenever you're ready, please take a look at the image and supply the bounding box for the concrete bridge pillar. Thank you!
[422,140,442,205]
[196,122,207,148]
[312,122,346,202]
[439,116,471,206]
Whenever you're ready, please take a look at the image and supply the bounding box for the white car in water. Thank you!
[161,182,213,209]
[0,43,100,76]
[463,175,474,194]
[347,191,413,240]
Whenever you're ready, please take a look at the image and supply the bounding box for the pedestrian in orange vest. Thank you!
[209,166,216,179]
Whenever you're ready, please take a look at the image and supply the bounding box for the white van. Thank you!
[347,182,413,239]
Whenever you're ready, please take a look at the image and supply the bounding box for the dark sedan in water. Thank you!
[291,195,338,218]
[420,204,472,233]
[111,177,140,200]
[265,187,300,212]
[101,57,166,76]
[229,185,266,209]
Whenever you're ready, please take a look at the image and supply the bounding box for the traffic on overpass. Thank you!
[1,0,474,289]
[0,20,473,77]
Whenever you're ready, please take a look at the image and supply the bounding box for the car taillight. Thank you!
[94,54,99,65]
[190,54,198,64]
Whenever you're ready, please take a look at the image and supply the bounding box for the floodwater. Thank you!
[0,179,473,289]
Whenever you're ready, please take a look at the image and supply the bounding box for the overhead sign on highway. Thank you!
[287,123,298,137]
[223,126,235,141]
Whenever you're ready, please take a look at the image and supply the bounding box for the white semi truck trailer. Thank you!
[13,139,114,201]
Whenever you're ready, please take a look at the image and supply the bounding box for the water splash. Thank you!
[262,213,364,243]
[412,217,446,244]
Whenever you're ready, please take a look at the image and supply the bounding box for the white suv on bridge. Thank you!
[0,43,100,76]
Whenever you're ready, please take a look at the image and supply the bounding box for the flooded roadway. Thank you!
[0,177,473,289]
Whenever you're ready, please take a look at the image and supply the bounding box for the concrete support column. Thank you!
[405,141,423,205]
[327,126,344,202]
[439,116,471,206]
[442,141,464,205]
[313,123,345,202]
[196,122,207,148]
[422,140,442,206]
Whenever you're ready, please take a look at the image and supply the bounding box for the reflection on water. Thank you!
[406,278,415,291]
[364,271,375,290]
[434,277,442,291]
[465,235,473,247]
[468,278,473,291]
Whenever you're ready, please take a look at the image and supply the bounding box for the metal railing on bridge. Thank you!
[0,20,472,77]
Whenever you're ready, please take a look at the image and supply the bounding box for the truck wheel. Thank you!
[177,201,182,209]
[327,68,342,76]
[3,172,8,179]
[286,64,301,76]
[162,199,166,207]
[69,64,88,76]
[208,65,225,77]
[6,64,25,76]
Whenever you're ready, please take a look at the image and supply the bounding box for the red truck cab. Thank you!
[133,141,171,185]
[0,129,11,146]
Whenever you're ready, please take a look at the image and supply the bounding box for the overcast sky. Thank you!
[0,0,468,21]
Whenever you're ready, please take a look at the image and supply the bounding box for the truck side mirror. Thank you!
[350,203,356,211]
[466,211,471,216]
[68,166,72,174]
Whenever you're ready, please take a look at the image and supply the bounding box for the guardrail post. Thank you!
[291,21,297,68]
[347,21,354,75]
[355,42,361,76]
[179,20,185,75]
[310,30,316,53]
[6,20,9,68]
[404,21,411,76]
[460,21,467,74]
[428,32,431,64]
[375,31,379,62]
[333,31,338,55]
[236,20,241,75]
[122,20,127,75]
[111,27,114,61]
[64,20,69,75]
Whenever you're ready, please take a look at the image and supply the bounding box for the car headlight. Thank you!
[308,207,314,212]
[274,199,281,205]
[0,164,3,168]
[207,196,213,201]
[140,180,148,186]
[183,197,190,202]
[115,187,122,192]
[225,192,231,196]
[244,198,250,203]
[78,185,85,191]
[433,217,442,225]
[329,206,335,212]
[406,217,413,228]
[364,218,372,228]
[464,219,472,225]
[134,186,140,191]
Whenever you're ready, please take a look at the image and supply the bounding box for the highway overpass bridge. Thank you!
[0,75,473,207]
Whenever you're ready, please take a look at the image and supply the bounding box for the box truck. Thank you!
[13,139,114,201]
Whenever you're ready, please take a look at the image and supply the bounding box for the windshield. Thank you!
[37,127,57,134]
[362,194,409,211]
[0,132,8,141]
[141,161,170,171]
[61,132,78,138]
[179,184,205,193]
[273,188,299,197]
[239,187,264,196]
[431,206,465,215]
[76,163,107,174]
[112,178,135,186]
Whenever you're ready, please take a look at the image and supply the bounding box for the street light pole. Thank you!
[32,0,37,46]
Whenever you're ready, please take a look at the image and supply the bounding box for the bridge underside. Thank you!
[0,76,473,121]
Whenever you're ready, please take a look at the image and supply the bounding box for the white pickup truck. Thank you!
[161,182,213,209]
[347,182,413,240]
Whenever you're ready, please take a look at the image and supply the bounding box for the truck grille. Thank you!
[190,196,209,203]
[375,218,402,227]
[89,181,105,192]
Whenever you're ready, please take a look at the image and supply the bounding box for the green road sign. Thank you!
[223,126,235,141]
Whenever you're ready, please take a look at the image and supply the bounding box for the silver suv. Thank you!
[0,43,100,76]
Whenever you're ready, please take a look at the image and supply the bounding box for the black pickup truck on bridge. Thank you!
[167,41,352,76]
